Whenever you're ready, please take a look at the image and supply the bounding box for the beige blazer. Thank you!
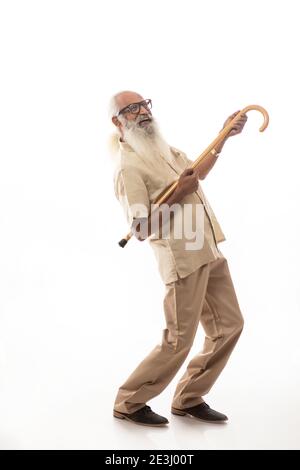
[113,139,226,284]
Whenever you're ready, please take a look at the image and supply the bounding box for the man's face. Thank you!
[113,92,154,135]
[111,91,173,162]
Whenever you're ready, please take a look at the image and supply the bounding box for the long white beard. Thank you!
[120,116,174,164]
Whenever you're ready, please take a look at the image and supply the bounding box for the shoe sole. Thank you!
[113,410,169,427]
[171,407,228,424]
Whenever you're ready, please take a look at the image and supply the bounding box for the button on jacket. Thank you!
[113,138,226,284]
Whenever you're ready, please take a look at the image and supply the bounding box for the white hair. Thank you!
[107,91,124,158]
[108,90,142,119]
[108,94,120,119]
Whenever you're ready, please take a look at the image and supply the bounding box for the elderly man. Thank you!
[110,90,247,427]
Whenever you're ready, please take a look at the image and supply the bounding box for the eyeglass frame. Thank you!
[116,99,152,117]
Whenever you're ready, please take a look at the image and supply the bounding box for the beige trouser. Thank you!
[113,255,244,414]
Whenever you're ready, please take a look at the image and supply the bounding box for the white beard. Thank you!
[119,116,174,164]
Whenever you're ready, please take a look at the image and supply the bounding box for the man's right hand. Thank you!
[175,168,199,199]
[132,168,199,241]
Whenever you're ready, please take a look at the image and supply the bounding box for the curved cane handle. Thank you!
[238,104,269,132]
[191,104,269,171]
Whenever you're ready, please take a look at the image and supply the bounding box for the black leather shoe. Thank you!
[113,405,169,427]
[171,402,228,423]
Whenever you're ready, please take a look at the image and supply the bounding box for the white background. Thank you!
[0,0,299,450]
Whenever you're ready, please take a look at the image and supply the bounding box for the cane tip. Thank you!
[118,238,128,248]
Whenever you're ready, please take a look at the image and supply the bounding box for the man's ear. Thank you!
[112,116,121,128]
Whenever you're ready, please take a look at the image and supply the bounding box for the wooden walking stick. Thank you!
[118,104,269,248]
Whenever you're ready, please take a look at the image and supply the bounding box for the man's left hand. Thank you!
[221,110,248,137]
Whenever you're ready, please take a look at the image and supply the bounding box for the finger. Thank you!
[188,174,198,182]
[182,168,194,176]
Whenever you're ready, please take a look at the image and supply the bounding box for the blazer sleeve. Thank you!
[114,166,150,227]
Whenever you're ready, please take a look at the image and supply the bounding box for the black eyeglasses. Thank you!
[116,99,152,117]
